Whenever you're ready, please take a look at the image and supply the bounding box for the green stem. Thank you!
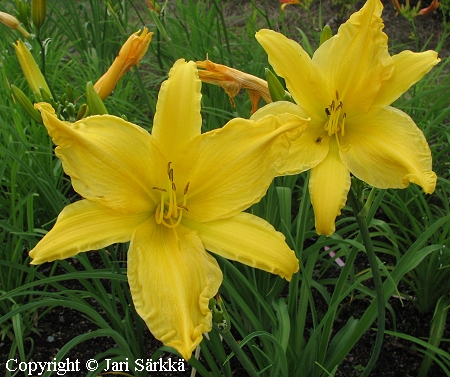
[221,330,259,377]
[347,188,385,377]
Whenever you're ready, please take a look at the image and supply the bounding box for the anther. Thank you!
[184,182,190,195]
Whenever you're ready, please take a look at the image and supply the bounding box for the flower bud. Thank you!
[0,11,30,38]
[31,0,47,31]
[11,84,42,123]
[94,28,153,100]
[265,68,286,102]
[86,82,108,115]
[319,25,333,46]
[13,39,51,97]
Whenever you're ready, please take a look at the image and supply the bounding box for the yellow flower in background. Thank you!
[94,28,153,100]
[254,0,439,236]
[0,11,30,38]
[31,59,308,360]
[13,39,51,96]
[196,58,272,113]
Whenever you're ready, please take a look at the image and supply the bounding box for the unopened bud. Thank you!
[31,0,47,30]
[86,82,108,115]
[0,11,30,38]
[11,84,42,123]
[13,40,51,97]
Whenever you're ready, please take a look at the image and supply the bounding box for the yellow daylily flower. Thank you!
[254,0,439,236]
[196,58,271,113]
[30,59,308,360]
[93,28,153,100]
[13,39,51,96]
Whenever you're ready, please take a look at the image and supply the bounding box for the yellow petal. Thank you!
[177,113,309,222]
[35,103,166,213]
[256,29,323,116]
[127,219,222,360]
[183,212,299,281]
[374,50,440,107]
[312,0,394,114]
[29,200,148,264]
[340,107,436,193]
[152,59,202,161]
[309,138,351,236]
[252,101,328,175]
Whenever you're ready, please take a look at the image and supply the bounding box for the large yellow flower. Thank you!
[30,59,308,360]
[254,0,439,236]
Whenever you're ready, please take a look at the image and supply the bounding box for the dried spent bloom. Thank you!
[30,59,308,360]
[94,28,153,100]
[196,58,271,113]
[254,0,439,236]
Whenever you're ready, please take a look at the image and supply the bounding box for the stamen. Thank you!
[341,113,346,136]
[152,167,190,229]
[323,91,346,140]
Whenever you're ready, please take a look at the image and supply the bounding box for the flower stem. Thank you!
[348,188,385,377]
[221,330,259,377]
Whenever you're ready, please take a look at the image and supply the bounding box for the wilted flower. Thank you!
[94,28,153,100]
[254,0,439,236]
[196,58,271,113]
[31,59,308,360]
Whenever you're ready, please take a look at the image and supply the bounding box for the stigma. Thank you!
[153,162,189,228]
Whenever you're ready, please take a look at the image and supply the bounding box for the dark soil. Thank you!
[1,249,449,377]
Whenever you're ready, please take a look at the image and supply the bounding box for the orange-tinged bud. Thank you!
[196,58,271,114]
[13,39,51,97]
[280,0,300,12]
[93,28,153,100]
[417,0,440,16]
[0,11,30,38]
